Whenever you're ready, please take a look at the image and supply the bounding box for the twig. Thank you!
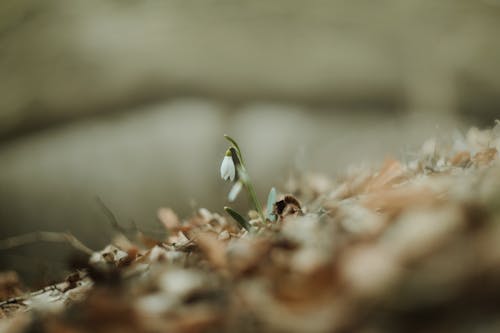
[0,231,93,255]
[96,196,131,234]
[96,197,165,237]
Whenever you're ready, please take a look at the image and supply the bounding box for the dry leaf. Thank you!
[363,158,406,193]
[157,207,180,230]
[191,231,227,269]
[473,148,498,166]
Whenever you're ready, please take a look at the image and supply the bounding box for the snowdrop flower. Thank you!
[220,149,236,182]
[221,134,266,226]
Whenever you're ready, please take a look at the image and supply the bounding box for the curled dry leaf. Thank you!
[273,195,303,221]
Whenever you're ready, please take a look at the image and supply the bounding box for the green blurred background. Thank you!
[0,0,499,285]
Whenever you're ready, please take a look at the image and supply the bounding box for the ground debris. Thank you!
[2,125,500,332]
[0,272,24,303]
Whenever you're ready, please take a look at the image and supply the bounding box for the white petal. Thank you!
[228,161,235,181]
[220,156,236,182]
[220,156,229,179]
[228,181,243,202]
[220,158,227,179]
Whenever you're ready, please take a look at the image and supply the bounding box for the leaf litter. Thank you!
[1,124,500,332]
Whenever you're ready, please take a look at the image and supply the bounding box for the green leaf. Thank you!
[224,134,245,164]
[224,206,252,231]
[266,187,277,222]
[224,134,241,152]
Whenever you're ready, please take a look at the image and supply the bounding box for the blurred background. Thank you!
[0,0,499,285]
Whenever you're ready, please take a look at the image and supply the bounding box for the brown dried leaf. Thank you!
[449,151,471,167]
[363,158,406,193]
[0,272,23,302]
[273,195,303,221]
[227,238,271,275]
[191,232,227,269]
[473,148,498,167]
[382,205,465,263]
[362,184,437,219]
[137,232,162,249]
[168,307,223,333]
[157,207,180,230]
[340,245,400,298]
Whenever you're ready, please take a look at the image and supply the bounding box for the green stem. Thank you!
[224,135,245,165]
[224,134,266,222]
[243,172,266,223]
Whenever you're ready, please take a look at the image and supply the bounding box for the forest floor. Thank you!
[1,123,500,333]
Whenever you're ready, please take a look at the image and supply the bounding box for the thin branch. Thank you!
[96,197,165,238]
[95,196,131,234]
[0,231,93,255]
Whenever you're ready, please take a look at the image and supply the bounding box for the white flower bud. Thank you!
[228,181,243,202]
[220,151,236,182]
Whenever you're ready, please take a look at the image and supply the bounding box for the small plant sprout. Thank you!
[221,135,270,228]
[266,187,277,222]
